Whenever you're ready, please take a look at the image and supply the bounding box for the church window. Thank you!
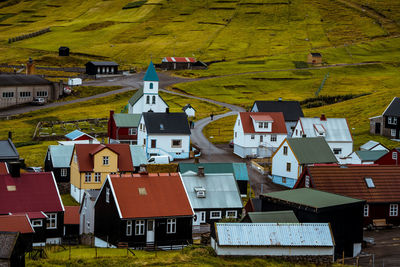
[146,95,150,104]
[152,96,156,104]
[150,83,153,89]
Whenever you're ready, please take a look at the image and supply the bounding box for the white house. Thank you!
[182,104,196,117]
[128,61,169,114]
[233,112,287,158]
[359,140,388,151]
[79,189,99,235]
[211,223,334,261]
[137,112,191,160]
[271,137,337,188]
[291,114,353,160]
[345,150,387,165]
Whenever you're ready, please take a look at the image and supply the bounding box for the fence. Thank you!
[8,27,50,43]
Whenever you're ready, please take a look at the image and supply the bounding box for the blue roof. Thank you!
[129,145,147,167]
[65,130,85,140]
[179,163,249,181]
[48,145,74,168]
[143,61,159,81]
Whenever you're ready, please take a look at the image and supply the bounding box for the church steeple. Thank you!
[143,61,159,82]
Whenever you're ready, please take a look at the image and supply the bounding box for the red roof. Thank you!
[297,165,400,203]
[13,212,47,219]
[163,57,196,63]
[0,215,34,233]
[109,173,193,219]
[0,172,64,214]
[0,162,8,174]
[240,112,287,134]
[75,144,133,172]
[64,206,80,225]
[250,114,273,122]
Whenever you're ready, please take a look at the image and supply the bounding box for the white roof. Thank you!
[299,117,352,142]
[58,140,100,145]
[215,223,334,247]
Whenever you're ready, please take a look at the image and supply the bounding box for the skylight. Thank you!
[365,178,375,188]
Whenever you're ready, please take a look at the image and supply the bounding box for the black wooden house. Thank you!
[85,61,119,75]
[44,145,73,182]
[58,47,70,56]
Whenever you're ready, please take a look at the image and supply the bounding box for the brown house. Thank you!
[307,53,322,64]
[295,165,400,226]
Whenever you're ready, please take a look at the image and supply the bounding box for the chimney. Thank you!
[8,162,20,178]
[110,110,114,117]
[320,114,326,121]
[197,166,205,177]
[194,157,199,164]
[166,107,170,114]
[8,131,12,140]
[26,57,35,75]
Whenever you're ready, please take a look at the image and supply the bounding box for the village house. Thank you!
[370,97,400,139]
[295,165,400,227]
[344,150,387,165]
[307,52,322,64]
[291,114,353,160]
[375,148,400,165]
[0,74,63,109]
[241,210,299,223]
[251,100,304,136]
[85,61,119,76]
[182,104,196,117]
[261,188,365,257]
[359,140,388,151]
[137,112,191,160]
[233,112,287,158]
[79,190,100,238]
[44,145,74,182]
[94,173,193,248]
[179,162,249,197]
[181,167,243,227]
[160,57,196,70]
[64,206,80,242]
[211,223,334,263]
[0,163,65,246]
[69,143,135,203]
[0,138,19,163]
[108,111,141,145]
[128,62,169,114]
[271,137,337,188]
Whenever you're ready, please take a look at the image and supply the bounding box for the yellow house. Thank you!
[70,144,134,203]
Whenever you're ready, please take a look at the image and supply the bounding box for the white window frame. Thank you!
[393,152,398,160]
[364,204,369,217]
[85,172,91,182]
[2,92,14,98]
[32,219,42,227]
[210,211,222,219]
[128,128,137,135]
[46,213,57,229]
[106,187,110,203]
[103,156,109,165]
[391,129,396,137]
[135,220,145,235]
[36,91,48,97]
[390,204,398,216]
[146,95,150,104]
[270,134,277,142]
[167,218,176,234]
[250,135,255,140]
[126,220,132,236]
[171,139,182,148]
[95,172,101,183]
[60,168,67,177]
[225,210,237,218]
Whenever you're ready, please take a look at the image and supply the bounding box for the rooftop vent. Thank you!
[194,186,206,198]
[197,166,205,177]
[8,162,20,178]
[320,114,326,121]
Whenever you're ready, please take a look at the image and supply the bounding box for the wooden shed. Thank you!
[58,47,70,56]
[307,53,322,64]
[85,61,118,75]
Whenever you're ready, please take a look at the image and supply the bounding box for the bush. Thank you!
[122,0,147,9]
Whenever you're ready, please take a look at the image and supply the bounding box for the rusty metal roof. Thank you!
[215,223,334,247]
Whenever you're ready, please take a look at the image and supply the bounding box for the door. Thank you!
[375,122,381,134]
[151,139,157,148]
[193,211,206,226]
[146,220,155,243]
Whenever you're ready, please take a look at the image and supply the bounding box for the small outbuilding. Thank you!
[85,61,118,75]
[160,57,196,70]
[182,104,196,117]
[58,47,70,57]
[307,53,322,64]
[63,206,80,241]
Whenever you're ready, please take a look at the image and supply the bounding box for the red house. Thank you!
[295,165,400,226]
[375,148,400,165]
[65,129,96,141]
[108,110,141,145]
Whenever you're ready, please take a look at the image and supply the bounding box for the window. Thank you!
[365,178,375,188]
[32,219,42,227]
[305,175,310,188]
[286,162,291,172]
[260,135,263,142]
[36,91,48,97]
[126,220,132,236]
[61,168,67,177]
[210,211,222,219]
[282,177,286,183]
[333,148,342,155]
[149,83,153,89]
[258,122,268,128]
[171,139,182,148]
[283,146,288,155]
[234,132,237,138]
[295,129,298,135]
[129,128,137,135]
[251,135,255,140]
[388,116,397,125]
[2,92,14,98]
[19,91,31,97]
[152,96,156,104]
[151,139,157,148]
[85,172,91,182]
[393,152,398,160]
[146,95,150,104]
[226,210,237,218]
[390,204,398,216]
[103,156,109,165]
[167,218,176,234]
[391,129,396,137]
[135,220,145,235]
[364,204,369,217]
[270,135,277,142]
[200,211,206,223]
[46,213,57,229]
[238,120,240,126]
[95,172,101,183]
[106,187,110,203]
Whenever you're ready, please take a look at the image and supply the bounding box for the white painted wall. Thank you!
[271,140,300,180]
[184,108,195,117]
[130,94,168,114]
[327,142,353,160]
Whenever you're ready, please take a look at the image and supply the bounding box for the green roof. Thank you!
[355,150,387,161]
[286,137,338,164]
[129,145,147,166]
[143,61,159,81]
[246,211,299,223]
[179,163,249,181]
[128,87,143,106]
[113,113,141,127]
[263,188,364,209]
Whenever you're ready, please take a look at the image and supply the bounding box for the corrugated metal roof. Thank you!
[360,140,379,150]
[0,140,19,160]
[65,130,86,140]
[49,145,74,168]
[216,223,334,247]
[240,112,287,134]
[162,57,196,63]
[179,163,249,181]
[355,150,387,161]
[299,117,352,142]
[181,172,242,209]
[113,113,141,127]
[129,145,147,166]
[286,137,338,164]
[246,211,299,223]
[263,188,364,209]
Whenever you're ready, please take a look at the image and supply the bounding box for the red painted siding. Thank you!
[375,149,400,165]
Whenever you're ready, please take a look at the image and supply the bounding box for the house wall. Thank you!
[160,62,193,70]
[145,134,190,160]
[130,95,168,114]
[271,140,300,188]
[369,116,384,135]
[184,108,195,117]
[30,212,64,245]
[307,54,322,64]
[85,64,118,75]
[383,115,400,139]
[327,142,352,159]
[193,208,242,226]
[375,149,400,165]
[285,121,297,137]
[365,203,400,226]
